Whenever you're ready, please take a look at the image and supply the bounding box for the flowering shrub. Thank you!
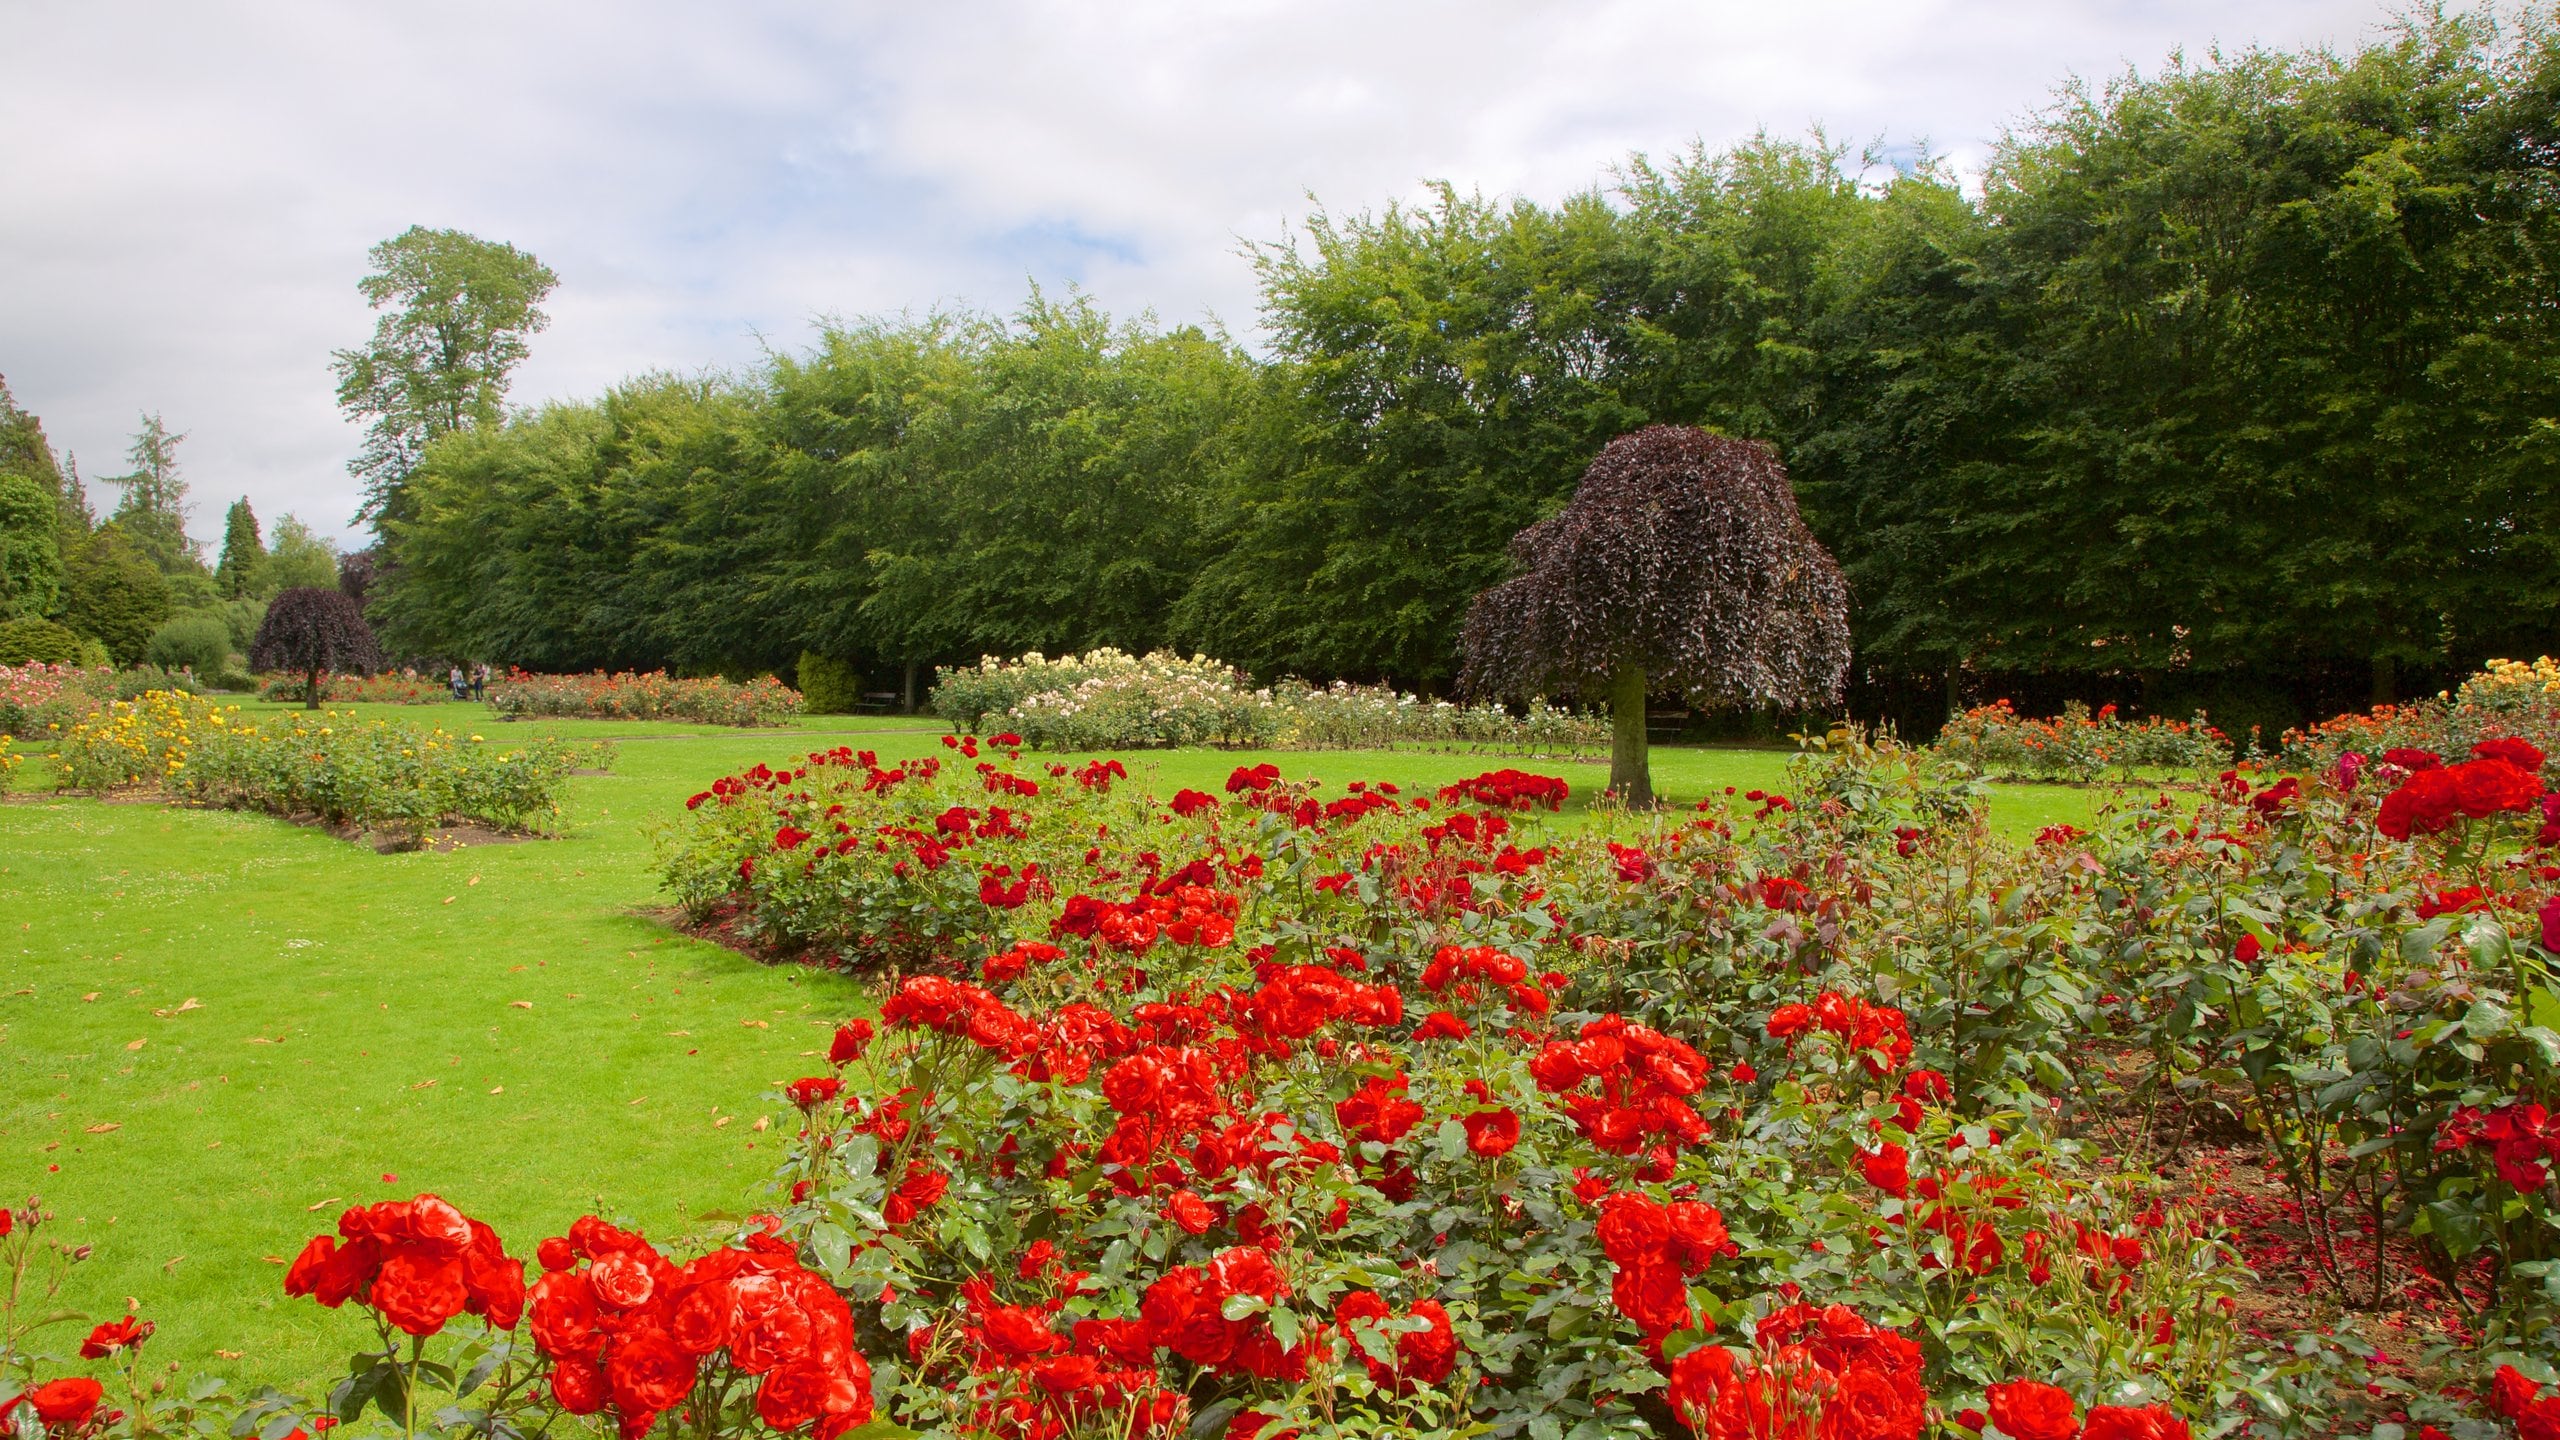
[1,663,202,738]
[487,669,804,727]
[1933,699,2229,781]
[929,651,1607,755]
[258,669,451,705]
[52,691,599,844]
[1268,679,1607,756]
[2279,656,2560,774]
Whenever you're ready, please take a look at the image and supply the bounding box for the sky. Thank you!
[1,0,2403,552]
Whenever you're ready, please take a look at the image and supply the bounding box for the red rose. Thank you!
[1860,1143,1910,1197]
[80,1316,152,1358]
[549,1357,606,1415]
[754,1358,835,1432]
[607,1327,700,1416]
[589,1251,656,1310]
[828,1020,874,1066]
[2542,896,2560,955]
[283,1234,373,1307]
[1396,1300,1458,1387]
[2080,1405,2192,1440]
[1463,1108,1520,1157]
[1166,1190,1218,1235]
[1828,1360,1926,1439]
[2377,767,2463,839]
[1609,1261,1692,1336]
[536,1237,577,1272]
[27,1379,103,1428]
[1987,1379,2080,1440]
[2475,737,2547,772]
[669,1280,736,1356]
[1766,1003,1814,1039]
[1140,1266,1236,1366]
[1413,1011,1472,1041]
[2452,758,2544,818]
[1664,1342,1737,1423]
[372,1249,469,1336]
[2496,1364,2546,1418]
[528,1270,603,1359]
[1596,1192,1671,1268]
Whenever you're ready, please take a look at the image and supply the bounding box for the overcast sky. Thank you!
[2,0,2401,551]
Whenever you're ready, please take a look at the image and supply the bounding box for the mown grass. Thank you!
[0,704,2155,1392]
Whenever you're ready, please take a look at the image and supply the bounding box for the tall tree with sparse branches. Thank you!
[251,586,379,709]
[1460,426,1850,807]
[333,226,558,529]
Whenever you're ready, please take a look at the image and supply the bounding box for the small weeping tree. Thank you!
[1459,426,1851,808]
[251,586,381,709]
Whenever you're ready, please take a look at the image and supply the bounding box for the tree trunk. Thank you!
[1608,665,1652,809]
[2371,654,2397,707]
[305,665,322,710]
[1945,663,1963,720]
[902,661,919,715]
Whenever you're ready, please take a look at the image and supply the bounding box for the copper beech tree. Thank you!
[250,585,380,709]
[1459,426,1851,807]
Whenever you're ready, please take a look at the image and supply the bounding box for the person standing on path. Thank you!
[470,662,488,701]
[450,663,468,700]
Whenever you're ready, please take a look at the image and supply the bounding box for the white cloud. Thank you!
[0,0,2400,549]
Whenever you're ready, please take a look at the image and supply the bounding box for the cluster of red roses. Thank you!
[1765,992,1915,1076]
[1438,768,1568,811]
[1418,944,1555,1018]
[2437,1101,2560,1191]
[878,975,1041,1060]
[1968,1378,2195,1439]
[1,1316,156,1435]
[283,1193,525,1337]
[1053,885,1239,952]
[524,1218,874,1440]
[2373,738,2546,840]
[2494,1364,2560,1438]
[1595,1190,1735,1339]
[1664,1303,1924,1439]
[920,1260,1178,1438]
[1530,1016,1718,1162]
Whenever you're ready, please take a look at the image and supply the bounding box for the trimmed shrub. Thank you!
[795,650,863,714]
[145,611,233,674]
[0,616,88,666]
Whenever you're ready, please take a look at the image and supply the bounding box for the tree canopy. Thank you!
[251,586,379,707]
[334,226,558,527]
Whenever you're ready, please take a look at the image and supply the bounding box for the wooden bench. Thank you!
[1646,707,1692,742]
[853,690,902,715]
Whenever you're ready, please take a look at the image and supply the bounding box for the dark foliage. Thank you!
[251,586,380,707]
[1460,427,1850,709]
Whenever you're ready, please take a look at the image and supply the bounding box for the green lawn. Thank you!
[0,706,2149,1393]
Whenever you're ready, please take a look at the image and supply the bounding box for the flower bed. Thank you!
[0,663,199,739]
[486,669,805,727]
[17,730,2560,1439]
[51,691,599,844]
[2278,656,2560,774]
[1932,699,2229,781]
[258,669,453,705]
[930,650,1606,754]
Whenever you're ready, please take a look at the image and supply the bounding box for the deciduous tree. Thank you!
[1460,426,1850,806]
[334,227,558,529]
[251,586,379,708]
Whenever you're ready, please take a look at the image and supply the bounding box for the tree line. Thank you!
[0,382,348,672]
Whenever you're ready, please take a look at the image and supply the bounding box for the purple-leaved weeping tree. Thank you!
[1458,426,1852,808]
[251,586,381,709]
